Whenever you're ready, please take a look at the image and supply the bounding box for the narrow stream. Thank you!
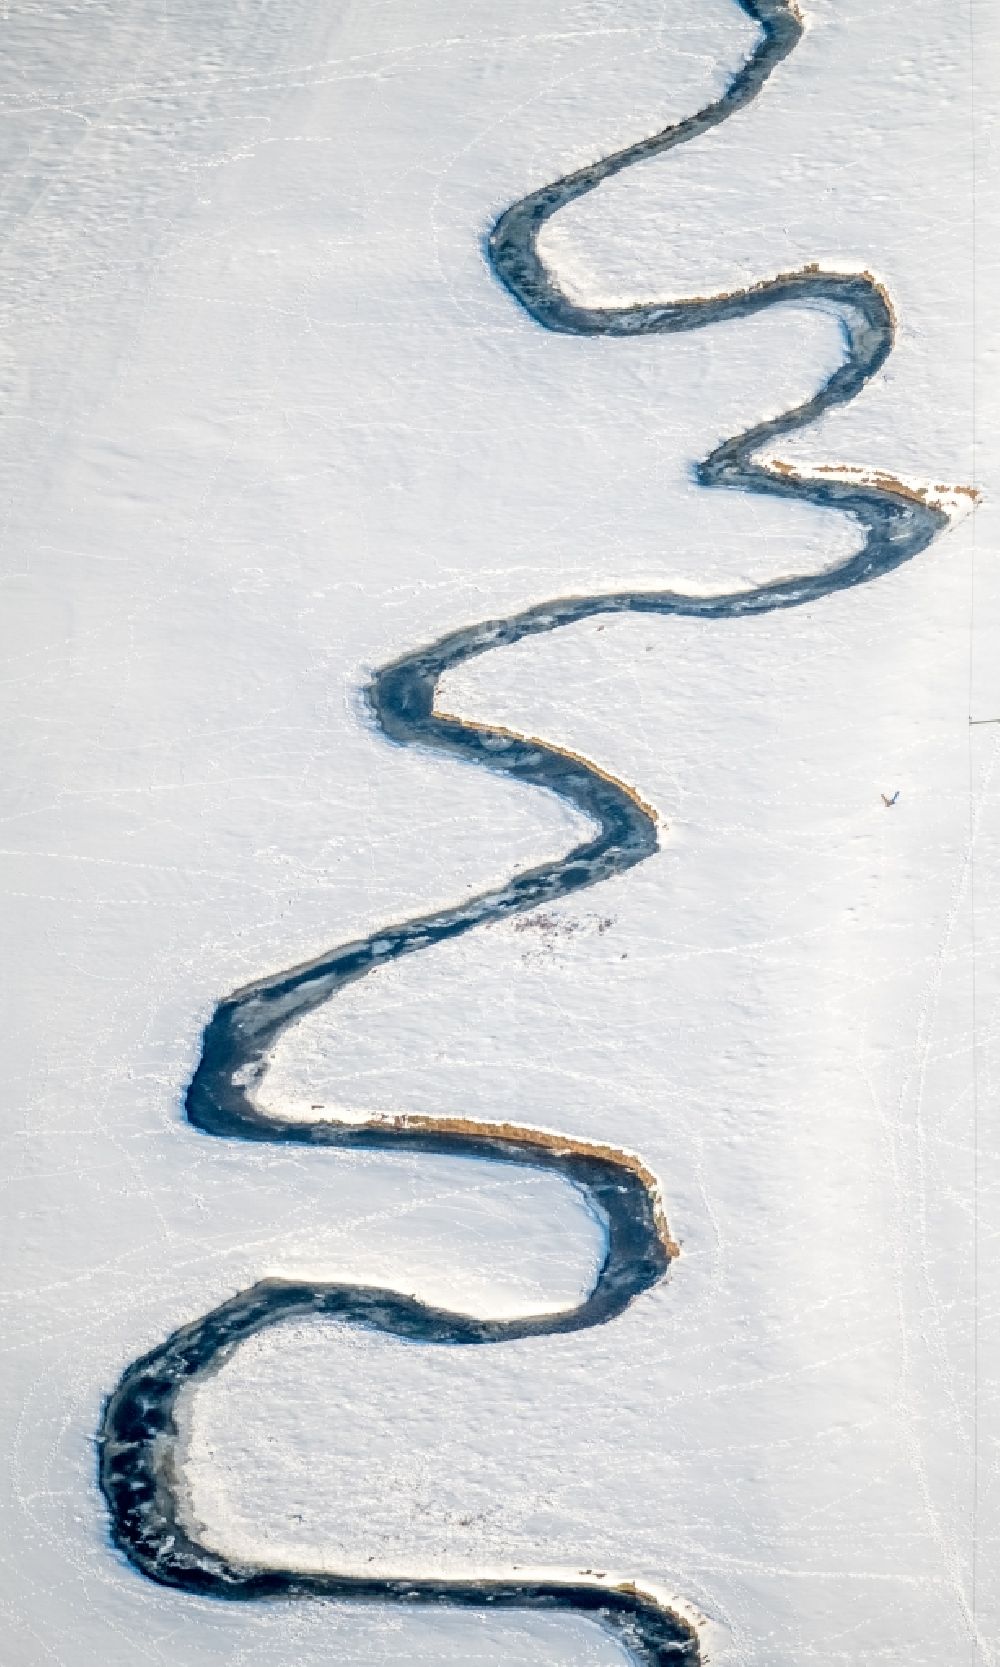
[98,5,951,1662]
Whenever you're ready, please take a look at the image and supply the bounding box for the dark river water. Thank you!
[98,4,948,1662]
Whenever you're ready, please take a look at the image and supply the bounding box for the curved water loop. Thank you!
[99,3,955,1661]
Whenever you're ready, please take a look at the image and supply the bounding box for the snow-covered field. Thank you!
[1,0,998,1663]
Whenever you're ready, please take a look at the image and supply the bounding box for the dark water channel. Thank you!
[98,4,949,1661]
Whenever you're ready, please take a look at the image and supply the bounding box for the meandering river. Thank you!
[98,4,950,1662]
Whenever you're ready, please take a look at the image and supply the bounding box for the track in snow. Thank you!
[98,4,951,1662]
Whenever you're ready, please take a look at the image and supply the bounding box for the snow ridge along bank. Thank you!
[98,2,961,1662]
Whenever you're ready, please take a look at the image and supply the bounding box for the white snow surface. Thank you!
[1,1,998,1665]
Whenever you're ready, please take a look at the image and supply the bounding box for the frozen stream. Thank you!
[98,4,958,1664]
